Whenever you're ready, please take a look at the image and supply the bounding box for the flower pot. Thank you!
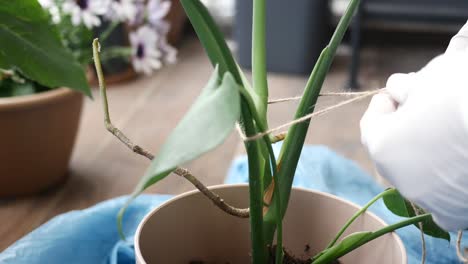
[135,184,406,264]
[166,0,187,46]
[90,22,138,86]
[0,88,83,197]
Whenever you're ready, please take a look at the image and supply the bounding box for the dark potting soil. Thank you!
[188,246,341,264]
[268,245,341,264]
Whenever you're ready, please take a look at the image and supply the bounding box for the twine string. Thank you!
[457,231,468,263]
[267,91,378,104]
[237,89,384,142]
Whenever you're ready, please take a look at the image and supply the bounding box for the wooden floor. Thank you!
[0,36,446,251]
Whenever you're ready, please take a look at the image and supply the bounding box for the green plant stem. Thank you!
[262,0,361,245]
[100,20,120,43]
[263,141,283,264]
[242,106,268,264]
[251,1,284,261]
[312,214,431,264]
[99,46,133,62]
[241,84,282,263]
[280,0,361,216]
[326,189,397,249]
[180,1,272,261]
[252,0,268,103]
[92,39,111,124]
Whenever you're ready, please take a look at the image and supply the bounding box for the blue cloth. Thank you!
[226,144,464,264]
[0,144,464,263]
[0,194,172,264]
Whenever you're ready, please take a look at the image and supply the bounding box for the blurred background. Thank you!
[1,0,467,251]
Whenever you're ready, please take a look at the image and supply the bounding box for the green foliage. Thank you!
[110,0,446,263]
[181,1,273,262]
[0,72,49,97]
[181,0,239,80]
[312,213,432,263]
[117,67,241,237]
[56,16,94,65]
[312,232,373,264]
[0,0,91,96]
[181,0,268,128]
[383,189,450,241]
[137,67,240,192]
[262,0,362,246]
[251,0,269,126]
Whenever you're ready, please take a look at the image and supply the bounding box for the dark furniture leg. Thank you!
[348,1,364,89]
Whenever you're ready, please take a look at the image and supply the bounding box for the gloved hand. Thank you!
[360,21,468,231]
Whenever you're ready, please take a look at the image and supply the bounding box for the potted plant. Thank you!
[0,0,179,197]
[38,0,179,81]
[93,0,451,263]
[0,1,92,196]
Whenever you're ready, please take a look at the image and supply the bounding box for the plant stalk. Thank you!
[92,38,250,220]
[326,189,397,249]
[252,0,268,101]
[100,20,120,43]
[262,0,361,245]
[312,214,431,264]
[242,106,268,264]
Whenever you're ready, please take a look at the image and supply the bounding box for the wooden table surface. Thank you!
[0,36,442,251]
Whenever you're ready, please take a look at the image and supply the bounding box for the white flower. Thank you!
[106,0,138,22]
[38,0,61,24]
[62,0,109,29]
[147,0,171,33]
[130,26,162,75]
[38,0,54,8]
[129,0,146,25]
[159,37,177,64]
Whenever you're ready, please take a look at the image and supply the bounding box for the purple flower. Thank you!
[130,26,162,75]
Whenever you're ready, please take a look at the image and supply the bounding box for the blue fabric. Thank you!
[0,194,172,264]
[227,144,465,264]
[0,144,465,263]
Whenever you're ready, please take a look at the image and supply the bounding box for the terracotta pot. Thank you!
[135,184,407,264]
[87,66,137,86]
[166,0,187,46]
[0,88,83,197]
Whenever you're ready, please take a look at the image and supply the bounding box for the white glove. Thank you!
[360,21,468,231]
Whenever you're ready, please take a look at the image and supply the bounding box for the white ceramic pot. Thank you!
[135,184,406,264]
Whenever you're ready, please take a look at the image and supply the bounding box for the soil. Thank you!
[268,245,341,264]
[188,245,341,264]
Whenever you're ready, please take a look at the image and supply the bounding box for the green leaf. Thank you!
[181,0,268,128]
[382,189,413,217]
[277,0,360,215]
[383,189,450,241]
[312,232,372,264]
[117,67,240,238]
[138,67,239,191]
[263,0,362,245]
[10,81,35,97]
[181,2,270,262]
[181,0,240,81]
[0,0,91,96]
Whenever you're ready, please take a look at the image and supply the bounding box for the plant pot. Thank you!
[135,184,407,264]
[91,22,137,86]
[89,0,187,86]
[0,88,83,197]
[166,0,187,46]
